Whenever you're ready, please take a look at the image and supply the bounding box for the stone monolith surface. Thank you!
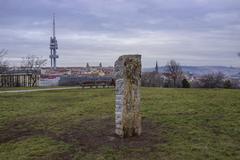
[114,55,142,138]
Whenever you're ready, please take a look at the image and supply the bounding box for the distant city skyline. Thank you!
[0,0,240,67]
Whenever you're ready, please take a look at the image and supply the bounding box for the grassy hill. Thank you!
[0,88,239,160]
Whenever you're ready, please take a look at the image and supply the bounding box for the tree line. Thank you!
[0,49,47,74]
[0,50,47,87]
[142,59,240,89]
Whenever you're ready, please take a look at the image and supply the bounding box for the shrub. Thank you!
[182,79,190,88]
[224,80,232,89]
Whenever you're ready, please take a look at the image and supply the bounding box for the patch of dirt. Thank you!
[0,117,167,159]
[57,117,166,150]
[0,118,42,143]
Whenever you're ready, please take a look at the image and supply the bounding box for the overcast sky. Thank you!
[1,0,240,67]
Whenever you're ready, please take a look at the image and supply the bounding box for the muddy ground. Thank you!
[0,117,167,159]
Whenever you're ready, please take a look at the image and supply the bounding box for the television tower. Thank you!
[49,13,59,69]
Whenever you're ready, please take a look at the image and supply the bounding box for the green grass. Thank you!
[0,88,239,160]
[0,136,71,160]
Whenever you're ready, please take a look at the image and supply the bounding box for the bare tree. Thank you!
[21,55,47,69]
[141,72,164,87]
[35,57,47,69]
[164,60,183,87]
[21,55,47,86]
[0,49,8,58]
[199,72,225,88]
[0,49,9,73]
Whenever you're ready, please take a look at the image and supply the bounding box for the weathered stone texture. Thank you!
[114,55,142,137]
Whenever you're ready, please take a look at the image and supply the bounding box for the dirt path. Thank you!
[0,87,87,94]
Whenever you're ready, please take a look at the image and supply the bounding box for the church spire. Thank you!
[155,61,159,73]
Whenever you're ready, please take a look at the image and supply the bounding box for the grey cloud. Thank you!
[0,0,240,67]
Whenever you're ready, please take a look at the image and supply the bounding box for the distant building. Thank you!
[0,67,40,87]
[41,63,114,78]
[86,63,90,72]
[39,63,114,87]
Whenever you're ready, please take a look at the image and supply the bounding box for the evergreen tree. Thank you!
[182,79,190,88]
[224,80,232,89]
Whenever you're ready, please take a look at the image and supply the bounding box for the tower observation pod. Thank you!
[49,14,59,69]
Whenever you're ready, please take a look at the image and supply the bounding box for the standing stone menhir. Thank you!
[114,55,142,138]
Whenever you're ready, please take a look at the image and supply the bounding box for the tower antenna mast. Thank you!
[49,13,59,69]
[53,13,55,37]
